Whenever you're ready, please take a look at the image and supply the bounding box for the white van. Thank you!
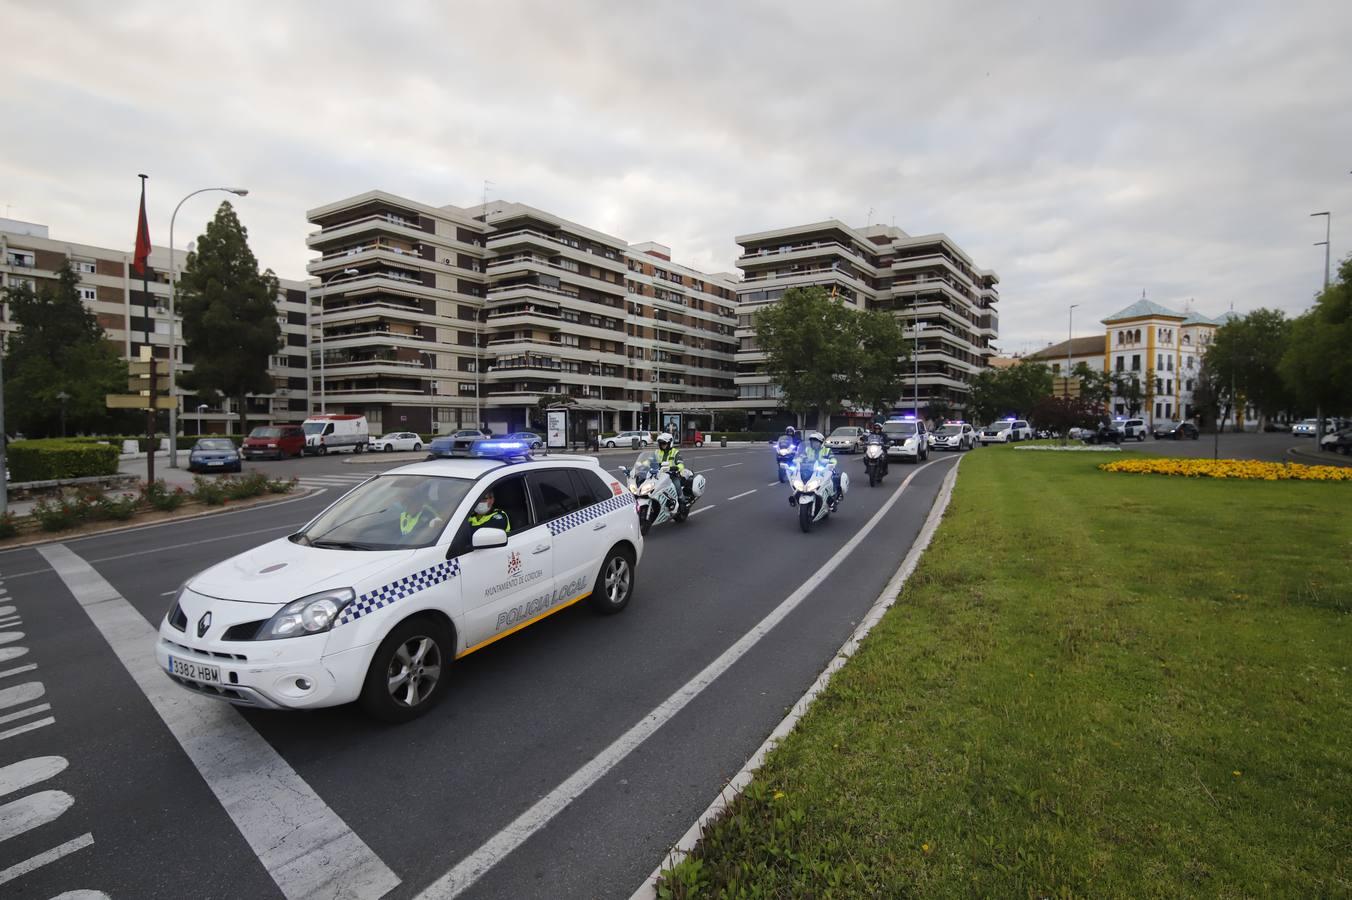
[302,414,369,455]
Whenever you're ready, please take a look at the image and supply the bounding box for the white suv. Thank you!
[1114,418,1148,441]
[929,422,976,451]
[156,453,643,722]
[978,419,1034,444]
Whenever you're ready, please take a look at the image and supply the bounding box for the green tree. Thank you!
[1208,308,1293,425]
[967,362,1054,425]
[2,261,128,437]
[1072,362,1114,411]
[177,202,282,436]
[1113,372,1145,416]
[1280,257,1352,420]
[850,308,911,420]
[755,287,907,428]
[1030,395,1102,439]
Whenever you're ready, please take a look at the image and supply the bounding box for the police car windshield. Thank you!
[883,422,917,436]
[298,474,474,551]
[934,425,961,435]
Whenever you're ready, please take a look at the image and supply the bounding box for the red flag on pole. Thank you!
[133,177,151,274]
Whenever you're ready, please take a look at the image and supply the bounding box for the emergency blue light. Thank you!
[470,439,531,461]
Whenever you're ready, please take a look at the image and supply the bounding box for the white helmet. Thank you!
[657,432,674,448]
[807,431,825,444]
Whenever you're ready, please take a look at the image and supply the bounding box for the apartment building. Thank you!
[0,217,310,433]
[1101,299,1235,425]
[734,220,999,425]
[305,192,738,435]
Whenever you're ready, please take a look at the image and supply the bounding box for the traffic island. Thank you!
[657,447,1351,898]
[0,475,315,550]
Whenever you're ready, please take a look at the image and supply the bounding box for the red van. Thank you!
[242,425,306,460]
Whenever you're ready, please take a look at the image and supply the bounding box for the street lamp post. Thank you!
[913,321,924,418]
[197,403,208,437]
[168,186,248,468]
[56,391,70,437]
[1066,304,1079,397]
[420,350,435,435]
[315,268,359,414]
[1310,211,1332,444]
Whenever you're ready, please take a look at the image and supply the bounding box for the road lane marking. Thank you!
[726,490,757,501]
[0,718,54,741]
[36,543,400,900]
[0,703,50,726]
[0,664,37,680]
[720,462,743,468]
[0,755,67,799]
[414,457,950,900]
[634,457,964,896]
[766,482,782,487]
[0,832,94,887]
[0,789,74,842]
[689,506,715,516]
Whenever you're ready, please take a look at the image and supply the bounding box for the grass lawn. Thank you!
[660,445,1351,898]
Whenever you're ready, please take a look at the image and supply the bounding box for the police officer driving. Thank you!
[468,488,511,532]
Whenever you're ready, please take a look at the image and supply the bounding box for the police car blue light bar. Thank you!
[469,439,531,460]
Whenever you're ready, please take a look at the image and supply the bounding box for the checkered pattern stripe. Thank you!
[336,558,461,627]
[547,493,634,536]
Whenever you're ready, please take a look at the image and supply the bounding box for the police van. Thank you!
[156,444,643,722]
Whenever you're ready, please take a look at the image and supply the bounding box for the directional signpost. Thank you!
[107,348,172,482]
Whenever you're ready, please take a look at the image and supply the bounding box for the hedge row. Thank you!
[9,440,121,482]
[63,435,247,451]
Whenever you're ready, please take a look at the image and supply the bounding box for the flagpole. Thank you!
[137,174,156,486]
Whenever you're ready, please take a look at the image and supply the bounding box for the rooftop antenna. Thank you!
[866,207,874,227]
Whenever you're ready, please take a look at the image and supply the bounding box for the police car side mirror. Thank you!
[471,527,509,550]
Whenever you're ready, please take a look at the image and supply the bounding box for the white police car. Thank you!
[978,418,1034,444]
[882,417,929,462]
[156,443,643,722]
[929,421,976,451]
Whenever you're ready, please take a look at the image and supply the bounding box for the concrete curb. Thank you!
[0,488,324,553]
[1286,444,1352,467]
[629,456,965,899]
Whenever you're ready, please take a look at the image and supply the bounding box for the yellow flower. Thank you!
[773,790,785,800]
[1098,458,1352,482]
[1232,770,1242,777]
[921,842,932,855]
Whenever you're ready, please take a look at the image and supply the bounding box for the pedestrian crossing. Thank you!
[294,473,374,493]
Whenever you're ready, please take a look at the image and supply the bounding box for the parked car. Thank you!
[825,426,867,454]
[302,414,369,455]
[1153,421,1200,440]
[1113,418,1148,441]
[368,432,424,453]
[603,431,653,448]
[187,438,242,473]
[428,429,488,459]
[1292,418,1319,437]
[242,425,306,460]
[1320,426,1352,453]
[505,431,544,449]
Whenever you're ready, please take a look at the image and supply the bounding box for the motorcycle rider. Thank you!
[783,425,800,452]
[867,421,889,475]
[654,432,693,509]
[796,431,842,509]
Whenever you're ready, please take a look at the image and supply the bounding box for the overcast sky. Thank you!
[3,0,1350,353]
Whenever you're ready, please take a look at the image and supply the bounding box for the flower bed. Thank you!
[1015,445,1122,452]
[1099,458,1352,481]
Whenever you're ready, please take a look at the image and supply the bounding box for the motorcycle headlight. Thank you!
[866,445,882,458]
[637,481,655,496]
[257,588,355,640]
[804,476,822,492]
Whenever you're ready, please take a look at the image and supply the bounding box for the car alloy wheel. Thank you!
[386,635,442,708]
[589,547,635,614]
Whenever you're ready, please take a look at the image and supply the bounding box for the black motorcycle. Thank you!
[862,434,889,486]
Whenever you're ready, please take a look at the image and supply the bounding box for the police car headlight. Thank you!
[903,437,917,449]
[258,588,356,640]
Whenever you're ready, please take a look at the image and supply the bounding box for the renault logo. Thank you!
[197,612,212,638]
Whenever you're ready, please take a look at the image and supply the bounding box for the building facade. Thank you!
[733,220,998,426]
[1022,335,1106,376]
[306,192,739,436]
[1101,299,1231,426]
[0,217,310,434]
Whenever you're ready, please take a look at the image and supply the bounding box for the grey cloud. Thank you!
[2,0,1350,354]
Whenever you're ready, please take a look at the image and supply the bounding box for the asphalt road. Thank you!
[0,444,960,899]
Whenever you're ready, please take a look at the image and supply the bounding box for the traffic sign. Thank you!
[106,394,177,410]
[128,361,154,376]
[1054,376,1081,398]
[128,376,172,392]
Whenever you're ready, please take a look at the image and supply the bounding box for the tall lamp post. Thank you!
[197,403,208,437]
[56,391,70,437]
[314,268,359,414]
[913,321,925,418]
[1310,211,1332,444]
[420,350,435,435]
[1065,303,1079,397]
[168,186,249,468]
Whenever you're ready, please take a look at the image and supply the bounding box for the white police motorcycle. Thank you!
[788,450,848,533]
[621,449,707,535]
[863,433,888,487]
[773,435,798,483]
